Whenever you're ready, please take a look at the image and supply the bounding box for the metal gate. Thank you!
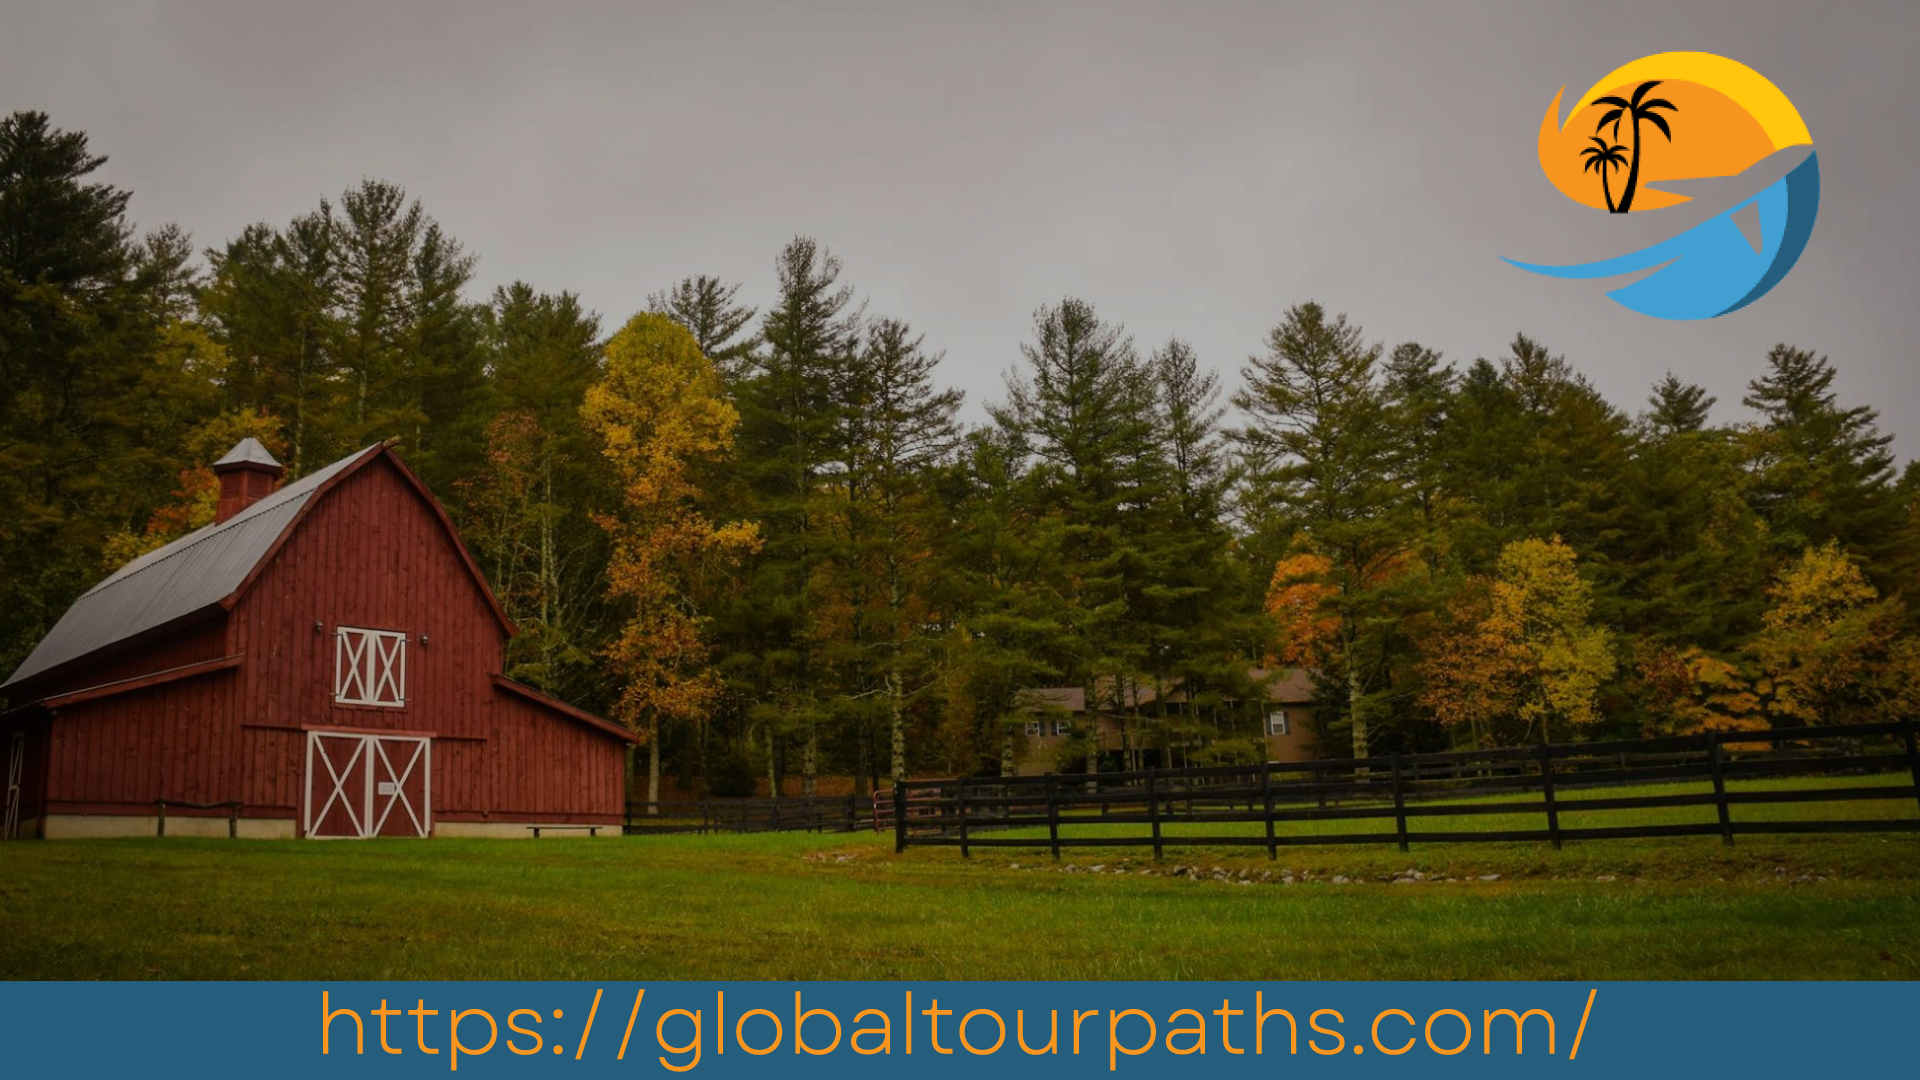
[303,730,431,838]
[4,731,23,840]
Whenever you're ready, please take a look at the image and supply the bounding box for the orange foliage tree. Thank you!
[581,314,761,806]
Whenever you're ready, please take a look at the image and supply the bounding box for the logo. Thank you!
[1503,52,1819,320]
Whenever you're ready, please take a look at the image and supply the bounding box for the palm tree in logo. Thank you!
[1590,80,1678,212]
[1580,137,1630,212]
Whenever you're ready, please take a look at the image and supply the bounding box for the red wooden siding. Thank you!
[22,449,629,832]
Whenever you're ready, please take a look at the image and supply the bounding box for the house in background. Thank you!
[0,439,636,840]
[1015,667,1317,775]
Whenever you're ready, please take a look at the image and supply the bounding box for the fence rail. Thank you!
[624,794,881,835]
[889,721,1920,857]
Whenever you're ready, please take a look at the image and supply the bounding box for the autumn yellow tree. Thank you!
[1421,537,1614,745]
[1753,542,1905,725]
[581,313,761,808]
[1486,536,1616,742]
[1632,643,1764,736]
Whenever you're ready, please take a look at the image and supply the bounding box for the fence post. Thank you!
[156,800,166,837]
[1538,744,1562,850]
[1708,732,1734,846]
[1046,775,1061,860]
[701,798,711,836]
[957,779,971,859]
[1148,767,1162,862]
[1901,719,1920,820]
[893,783,908,853]
[1390,753,1410,853]
[228,802,238,839]
[1262,763,1277,861]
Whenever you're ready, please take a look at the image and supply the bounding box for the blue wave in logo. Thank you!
[1503,151,1820,320]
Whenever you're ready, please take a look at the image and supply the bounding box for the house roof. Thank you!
[1251,667,1316,704]
[1022,668,1317,713]
[3,442,514,693]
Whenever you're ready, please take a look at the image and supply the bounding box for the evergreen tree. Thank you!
[726,236,863,795]
[1646,371,1714,435]
[648,275,758,381]
[0,111,191,681]
[1741,345,1917,595]
[456,283,611,705]
[992,299,1162,772]
[837,316,962,785]
[1234,302,1409,757]
[201,212,341,471]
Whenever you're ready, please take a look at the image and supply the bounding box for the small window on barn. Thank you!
[1024,719,1041,737]
[1266,710,1290,737]
[1050,719,1072,737]
[335,627,407,707]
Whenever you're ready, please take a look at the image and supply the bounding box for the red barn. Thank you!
[0,439,635,839]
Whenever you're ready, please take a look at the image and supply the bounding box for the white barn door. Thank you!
[304,731,431,838]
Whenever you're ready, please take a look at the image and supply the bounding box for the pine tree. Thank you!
[1135,339,1259,759]
[727,236,863,795]
[992,298,1156,775]
[202,212,341,472]
[0,111,189,681]
[1741,345,1917,595]
[1646,371,1714,435]
[840,316,962,785]
[1234,302,1409,757]
[648,275,758,381]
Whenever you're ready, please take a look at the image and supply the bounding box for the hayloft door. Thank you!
[304,731,431,838]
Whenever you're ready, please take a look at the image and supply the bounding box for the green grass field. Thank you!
[4,776,1918,981]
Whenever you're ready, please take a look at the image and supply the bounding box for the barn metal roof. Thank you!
[1,446,377,691]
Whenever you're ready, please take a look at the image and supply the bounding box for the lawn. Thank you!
[3,808,1918,981]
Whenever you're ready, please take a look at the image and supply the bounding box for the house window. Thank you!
[1024,719,1042,737]
[1266,710,1290,737]
[1051,719,1072,737]
[335,626,407,707]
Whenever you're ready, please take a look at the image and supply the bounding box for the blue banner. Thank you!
[2,981,1912,1075]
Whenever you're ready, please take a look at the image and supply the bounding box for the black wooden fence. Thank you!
[625,793,881,835]
[889,720,1920,857]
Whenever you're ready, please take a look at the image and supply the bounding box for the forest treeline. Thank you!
[6,111,1918,799]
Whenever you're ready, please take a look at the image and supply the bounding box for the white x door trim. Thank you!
[303,730,431,838]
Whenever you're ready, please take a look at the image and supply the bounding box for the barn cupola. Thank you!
[212,438,285,523]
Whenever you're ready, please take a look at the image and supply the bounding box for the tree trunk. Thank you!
[1084,680,1101,780]
[802,729,818,797]
[1347,642,1368,760]
[888,668,907,783]
[646,715,661,812]
[1000,730,1015,777]
[765,727,778,799]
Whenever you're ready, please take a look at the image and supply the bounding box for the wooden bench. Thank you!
[527,825,601,838]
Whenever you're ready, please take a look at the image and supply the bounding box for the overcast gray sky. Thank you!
[4,0,1915,450]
